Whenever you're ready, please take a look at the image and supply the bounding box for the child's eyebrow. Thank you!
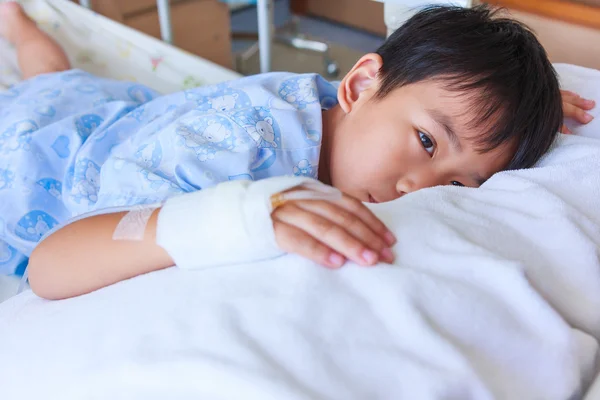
[427,109,462,152]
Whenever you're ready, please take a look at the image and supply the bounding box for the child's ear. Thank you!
[338,53,382,114]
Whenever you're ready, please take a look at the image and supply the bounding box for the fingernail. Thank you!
[328,253,344,268]
[381,248,394,263]
[361,249,378,265]
[585,99,595,107]
[584,113,594,123]
[384,231,397,245]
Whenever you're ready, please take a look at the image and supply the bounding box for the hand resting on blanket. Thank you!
[272,189,396,268]
[28,178,395,300]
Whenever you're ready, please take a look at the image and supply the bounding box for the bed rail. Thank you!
[78,0,174,44]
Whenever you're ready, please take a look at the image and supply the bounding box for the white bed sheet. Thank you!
[0,65,599,399]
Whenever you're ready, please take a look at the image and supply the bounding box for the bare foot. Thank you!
[0,1,69,78]
[0,2,37,45]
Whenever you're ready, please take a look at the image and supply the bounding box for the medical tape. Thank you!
[13,203,163,294]
[269,181,342,211]
[112,203,161,241]
[17,269,29,295]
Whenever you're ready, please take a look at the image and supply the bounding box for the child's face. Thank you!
[321,55,513,204]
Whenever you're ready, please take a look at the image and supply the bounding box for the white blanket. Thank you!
[0,65,599,399]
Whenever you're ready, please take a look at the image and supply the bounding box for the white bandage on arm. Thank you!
[155,176,341,270]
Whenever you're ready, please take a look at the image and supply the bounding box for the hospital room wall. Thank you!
[479,0,600,70]
[376,0,600,72]
[513,11,600,69]
[507,10,600,71]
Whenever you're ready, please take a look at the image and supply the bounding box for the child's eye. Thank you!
[451,181,464,187]
[418,131,435,155]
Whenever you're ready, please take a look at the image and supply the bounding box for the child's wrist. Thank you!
[155,177,321,270]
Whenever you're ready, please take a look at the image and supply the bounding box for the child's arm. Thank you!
[29,179,396,300]
[28,209,172,300]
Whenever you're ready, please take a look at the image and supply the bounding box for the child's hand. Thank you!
[561,90,595,134]
[272,193,397,268]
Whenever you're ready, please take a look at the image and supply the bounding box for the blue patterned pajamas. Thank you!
[0,69,338,275]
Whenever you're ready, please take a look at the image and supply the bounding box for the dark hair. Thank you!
[375,5,562,170]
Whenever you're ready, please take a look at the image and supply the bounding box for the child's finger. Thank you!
[561,90,596,111]
[273,203,381,266]
[293,199,389,255]
[569,95,596,111]
[563,102,594,124]
[334,194,396,246]
[273,219,346,269]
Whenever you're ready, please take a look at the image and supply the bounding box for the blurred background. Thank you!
[83,0,600,78]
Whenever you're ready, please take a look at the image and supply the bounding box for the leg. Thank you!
[0,2,70,79]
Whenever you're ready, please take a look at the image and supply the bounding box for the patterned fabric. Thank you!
[0,69,339,275]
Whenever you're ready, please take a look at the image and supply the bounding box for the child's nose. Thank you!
[395,178,416,196]
[396,170,441,195]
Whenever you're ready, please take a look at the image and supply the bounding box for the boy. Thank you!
[0,2,593,299]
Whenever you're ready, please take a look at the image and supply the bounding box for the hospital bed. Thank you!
[0,0,241,94]
[1,1,600,399]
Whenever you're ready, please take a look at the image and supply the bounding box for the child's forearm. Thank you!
[28,177,326,300]
[28,209,173,300]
